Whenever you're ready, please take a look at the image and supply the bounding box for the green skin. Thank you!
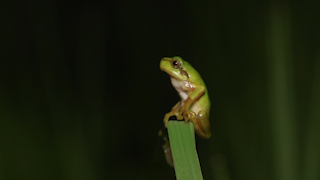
[160,56,211,139]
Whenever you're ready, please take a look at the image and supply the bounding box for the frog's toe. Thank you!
[176,114,184,120]
[163,114,171,127]
[164,110,182,127]
[183,110,196,121]
[163,119,169,127]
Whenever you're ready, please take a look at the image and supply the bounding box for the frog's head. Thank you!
[160,56,189,81]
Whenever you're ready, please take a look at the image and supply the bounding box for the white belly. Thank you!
[170,77,188,106]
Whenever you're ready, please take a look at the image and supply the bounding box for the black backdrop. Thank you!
[1,1,319,180]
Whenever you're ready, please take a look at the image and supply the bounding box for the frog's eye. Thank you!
[171,59,181,69]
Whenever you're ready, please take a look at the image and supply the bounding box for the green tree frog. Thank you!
[160,56,211,139]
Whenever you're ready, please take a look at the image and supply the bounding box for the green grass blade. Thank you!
[266,3,298,180]
[167,121,203,180]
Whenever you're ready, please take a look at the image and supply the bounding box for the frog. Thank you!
[160,56,211,139]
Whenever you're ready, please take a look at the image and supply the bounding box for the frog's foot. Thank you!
[178,98,194,123]
[182,110,196,124]
[163,110,180,127]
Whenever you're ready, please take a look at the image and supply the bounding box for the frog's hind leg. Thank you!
[193,110,211,139]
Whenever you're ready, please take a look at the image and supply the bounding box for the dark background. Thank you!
[1,1,319,180]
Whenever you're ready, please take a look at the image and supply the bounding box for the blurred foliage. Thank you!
[0,0,319,180]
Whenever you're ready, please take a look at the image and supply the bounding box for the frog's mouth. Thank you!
[159,58,171,71]
[162,70,179,79]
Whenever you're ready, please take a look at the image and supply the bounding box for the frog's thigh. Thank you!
[194,110,211,139]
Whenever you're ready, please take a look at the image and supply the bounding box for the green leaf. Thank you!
[167,121,203,180]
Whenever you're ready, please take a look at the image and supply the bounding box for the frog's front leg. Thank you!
[179,97,194,123]
[163,101,183,127]
[179,83,205,123]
